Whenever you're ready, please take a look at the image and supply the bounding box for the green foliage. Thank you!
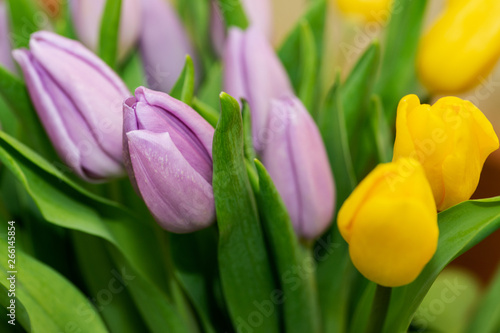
[98,0,123,69]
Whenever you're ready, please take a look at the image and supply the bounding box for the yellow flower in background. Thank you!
[393,95,499,211]
[336,0,393,22]
[417,0,500,93]
[338,158,438,287]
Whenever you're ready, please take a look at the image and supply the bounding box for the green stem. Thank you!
[366,285,392,333]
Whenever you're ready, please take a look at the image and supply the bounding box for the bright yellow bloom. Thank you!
[417,0,500,93]
[336,0,393,22]
[338,158,438,287]
[393,95,499,211]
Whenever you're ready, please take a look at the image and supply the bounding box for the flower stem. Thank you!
[366,284,392,333]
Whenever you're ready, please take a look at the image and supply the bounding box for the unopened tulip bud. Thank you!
[0,1,14,72]
[417,0,500,93]
[13,31,129,181]
[338,158,438,287]
[123,87,215,233]
[393,95,499,211]
[224,27,293,152]
[262,96,335,239]
[139,0,198,93]
[70,0,141,61]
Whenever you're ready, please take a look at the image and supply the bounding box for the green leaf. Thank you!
[375,0,428,120]
[215,0,249,30]
[192,98,220,128]
[349,283,376,333]
[296,21,317,111]
[198,62,223,111]
[120,52,146,93]
[465,264,500,333]
[0,132,189,332]
[369,95,393,164]
[6,0,42,49]
[342,41,380,136]
[98,0,123,68]
[176,0,214,71]
[170,56,195,105]
[278,0,327,110]
[318,73,357,204]
[170,229,221,333]
[0,236,108,332]
[254,160,321,333]
[73,232,147,333]
[383,197,500,333]
[213,93,279,333]
[242,101,256,162]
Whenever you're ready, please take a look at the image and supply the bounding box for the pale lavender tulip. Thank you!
[0,1,14,71]
[210,0,272,54]
[70,0,141,61]
[139,0,198,93]
[123,87,215,233]
[262,96,335,239]
[13,31,130,181]
[224,26,293,152]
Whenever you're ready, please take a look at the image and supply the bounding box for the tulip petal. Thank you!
[126,130,215,233]
[139,0,198,93]
[264,97,334,239]
[0,2,14,72]
[28,32,129,163]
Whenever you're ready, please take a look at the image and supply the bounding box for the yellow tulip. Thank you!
[336,0,393,22]
[417,0,500,93]
[393,95,499,211]
[338,158,438,287]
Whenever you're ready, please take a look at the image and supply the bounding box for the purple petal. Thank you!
[13,49,122,180]
[0,2,15,72]
[29,31,130,163]
[224,27,293,151]
[126,130,215,233]
[263,97,335,239]
[139,0,198,92]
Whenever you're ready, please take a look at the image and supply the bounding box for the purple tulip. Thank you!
[123,87,215,233]
[210,0,272,55]
[224,26,293,152]
[0,1,14,72]
[262,96,335,239]
[139,0,198,93]
[13,31,130,181]
[70,0,141,61]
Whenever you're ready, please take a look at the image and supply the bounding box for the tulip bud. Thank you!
[224,26,293,152]
[210,0,272,54]
[139,0,198,93]
[123,87,215,233]
[335,0,393,22]
[70,0,141,61]
[13,31,130,181]
[0,1,14,72]
[417,0,500,93]
[338,158,438,287]
[393,94,499,211]
[262,96,335,239]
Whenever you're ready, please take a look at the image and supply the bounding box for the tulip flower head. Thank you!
[13,31,130,181]
[336,0,393,22]
[393,94,499,211]
[224,26,293,152]
[417,0,500,93]
[338,158,438,287]
[0,1,14,72]
[123,87,215,233]
[262,96,335,240]
[71,0,141,61]
[139,0,198,93]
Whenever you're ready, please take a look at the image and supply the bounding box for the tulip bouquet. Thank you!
[1,0,500,332]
